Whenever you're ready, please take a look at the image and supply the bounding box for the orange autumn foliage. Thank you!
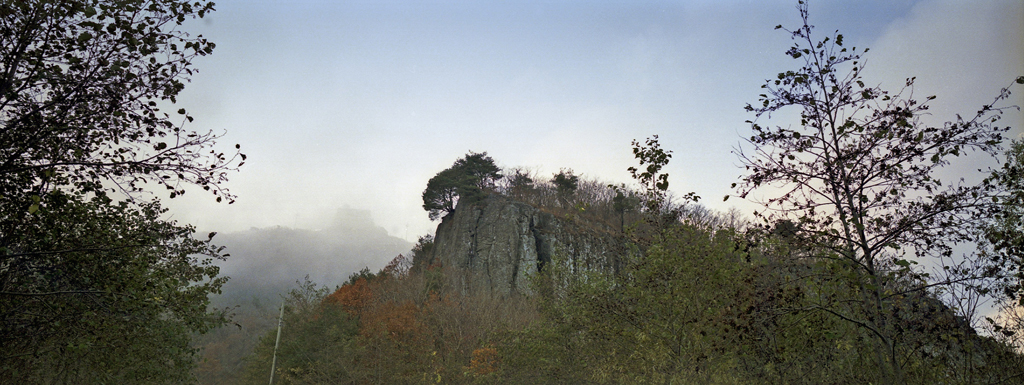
[241,259,549,384]
[324,277,372,313]
[360,300,421,339]
[467,346,499,376]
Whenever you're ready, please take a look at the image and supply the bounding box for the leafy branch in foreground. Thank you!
[735,2,1022,384]
[0,0,244,206]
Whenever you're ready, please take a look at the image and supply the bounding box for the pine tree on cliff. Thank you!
[422,152,502,220]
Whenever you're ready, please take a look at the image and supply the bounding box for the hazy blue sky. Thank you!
[165,0,1024,241]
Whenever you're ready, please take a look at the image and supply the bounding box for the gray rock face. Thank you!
[424,195,625,296]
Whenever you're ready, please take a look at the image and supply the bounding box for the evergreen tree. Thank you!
[422,152,501,220]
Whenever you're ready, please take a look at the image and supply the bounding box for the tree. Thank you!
[550,168,579,195]
[984,139,1024,305]
[979,139,1024,368]
[239,278,361,385]
[610,184,640,233]
[0,192,228,383]
[422,152,501,220]
[0,0,241,381]
[410,234,436,272]
[735,2,1022,383]
[626,136,700,236]
[505,168,536,199]
[628,136,699,216]
[550,168,579,207]
[422,166,468,220]
[452,151,502,191]
[0,0,242,205]
[628,135,672,212]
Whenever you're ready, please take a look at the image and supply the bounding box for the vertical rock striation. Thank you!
[424,195,625,296]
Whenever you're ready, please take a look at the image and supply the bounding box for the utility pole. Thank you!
[269,303,284,385]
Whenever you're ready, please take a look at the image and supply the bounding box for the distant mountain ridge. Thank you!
[213,208,413,305]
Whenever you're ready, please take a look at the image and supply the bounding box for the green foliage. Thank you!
[0,0,242,204]
[610,185,640,215]
[629,136,699,217]
[628,136,673,210]
[0,192,229,383]
[506,169,537,199]
[410,234,437,272]
[491,323,587,384]
[550,169,579,197]
[495,167,649,236]
[236,259,544,385]
[238,279,360,385]
[215,4,1024,384]
[344,267,379,287]
[609,184,641,233]
[422,152,502,220]
[536,223,753,384]
[484,203,1024,384]
[454,152,503,190]
[227,187,1024,384]
[0,1,241,382]
[422,167,471,220]
[984,139,1024,305]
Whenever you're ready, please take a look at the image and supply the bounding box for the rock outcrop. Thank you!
[423,195,626,296]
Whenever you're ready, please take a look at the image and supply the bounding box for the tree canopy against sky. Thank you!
[0,0,243,204]
[422,151,500,220]
[735,2,1023,383]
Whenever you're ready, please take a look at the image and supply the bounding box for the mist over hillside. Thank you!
[211,207,413,307]
[194,208,413,383]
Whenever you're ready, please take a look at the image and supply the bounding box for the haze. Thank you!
[164,0,1024,249]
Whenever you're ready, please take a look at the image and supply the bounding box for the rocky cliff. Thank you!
[422,195,626,296]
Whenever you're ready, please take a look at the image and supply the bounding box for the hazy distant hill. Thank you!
[212,207,412,306]
[196,208,412,384]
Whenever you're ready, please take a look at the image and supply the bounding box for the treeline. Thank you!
[235,246,540,384]
[421,151,735,242]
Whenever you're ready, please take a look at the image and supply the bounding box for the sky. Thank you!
[164,0,1024,242]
